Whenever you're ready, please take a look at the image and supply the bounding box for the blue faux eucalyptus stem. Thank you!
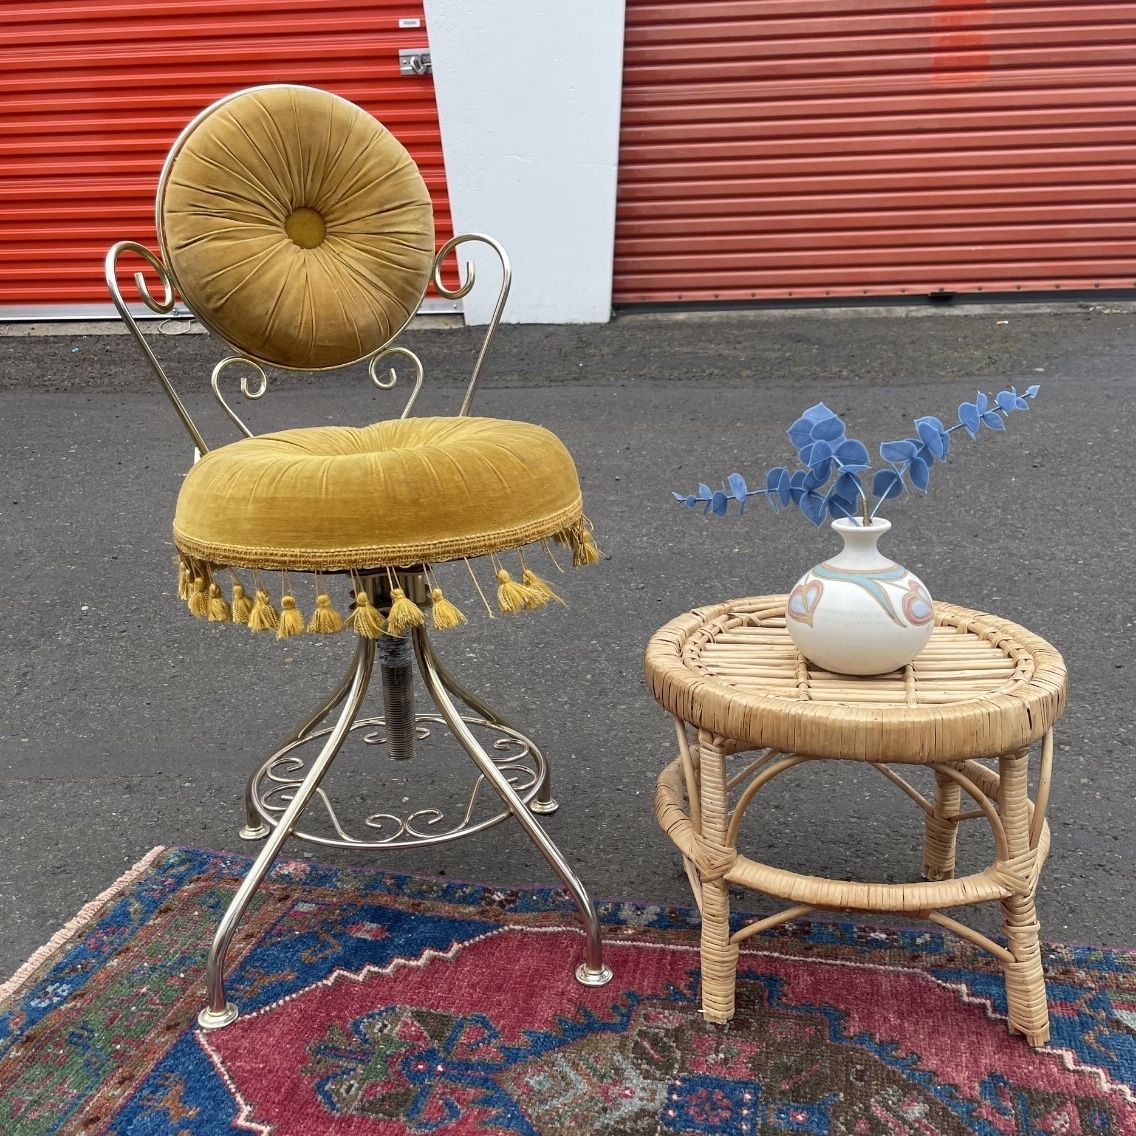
[673,385,1041,527]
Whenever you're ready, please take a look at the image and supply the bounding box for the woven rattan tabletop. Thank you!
[645,595,1066,764]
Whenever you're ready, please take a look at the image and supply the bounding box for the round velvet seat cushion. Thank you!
[172,417,585,572]
[159,84,434,371]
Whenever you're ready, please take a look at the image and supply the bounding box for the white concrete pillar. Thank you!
[424,2,626,324]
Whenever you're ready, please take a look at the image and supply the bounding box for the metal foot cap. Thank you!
[239,823,270,840]
[575,962,613,987]
[197,1002,239,1030]
[529,797,559,815]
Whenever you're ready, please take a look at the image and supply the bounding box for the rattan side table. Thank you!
[646,595,1067,1046]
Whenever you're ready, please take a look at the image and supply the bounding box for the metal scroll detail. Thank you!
[431,234,512,416]
[368,345,424,419]
[104,241,209,454]
[210,357,268,439]
[245,713,544,849]
[209,346,426,439]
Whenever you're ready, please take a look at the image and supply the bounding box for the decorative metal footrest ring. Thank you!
[245,714,546,850]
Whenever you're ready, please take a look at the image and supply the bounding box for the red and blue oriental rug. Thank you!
[2,847,1135,1134]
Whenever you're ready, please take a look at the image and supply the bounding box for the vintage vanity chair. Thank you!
[105,84,612,1029]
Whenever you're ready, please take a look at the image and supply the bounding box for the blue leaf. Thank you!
[776,467,792,506]
[802,467,827,492]
[710,490,729,517]
[789,469,808,503]
[802,401,835,424]
[800,439,833,469]
[787,417,815,450]
[697,483,713,500]
[727,472,748,501]
[909,455,931,492]
[958,402,980,438]
[880,439,918,463]
[672,491,685,502]
[826,492,856,520]
[810,415,846,443]
[834,438,869,468]
[684,495,699,508]
[981,410,1006,431]
[915,416,947,460]
[799,491,827,527]
[1025,384,1040,398]
[996,389,1017,413]
[872,468,904,500]
[976,390,989,413]
[833,470,861,501]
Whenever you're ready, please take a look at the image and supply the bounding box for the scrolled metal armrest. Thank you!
[431,234,511,416]
[105,240,209,454]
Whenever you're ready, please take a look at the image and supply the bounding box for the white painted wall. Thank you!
[424,2,626,324]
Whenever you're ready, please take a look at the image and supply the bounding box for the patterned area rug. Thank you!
[2,848,1135,1135]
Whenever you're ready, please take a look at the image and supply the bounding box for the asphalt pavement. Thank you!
[1,303,1134,981]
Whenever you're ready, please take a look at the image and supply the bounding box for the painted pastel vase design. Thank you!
[786,517,933,675]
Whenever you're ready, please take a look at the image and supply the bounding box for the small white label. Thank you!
[398,17,421,28]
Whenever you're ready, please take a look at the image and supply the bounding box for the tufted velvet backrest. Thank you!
[158,84,435,371]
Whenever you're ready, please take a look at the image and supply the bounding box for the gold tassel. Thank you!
[387,587,425,636]
[496,568,537,614]
[430,586,467,630]
[347,591,385,638]
[231,583,253,625]
[276,595,305,639]
[248,588,279,632]
[572,525,602,567]
[187,576,209,618]
[177,559,189,600]
[307,593,345,634]
[207,582,232,622]
[521,567,565,608]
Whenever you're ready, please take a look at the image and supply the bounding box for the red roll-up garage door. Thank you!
[614,1,1136,303]
[1,0,452,317]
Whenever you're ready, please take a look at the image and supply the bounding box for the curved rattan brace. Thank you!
[432,234,511,417]
[105,241,209,455]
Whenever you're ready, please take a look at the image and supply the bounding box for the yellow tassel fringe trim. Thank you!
[231,583,253,625]
[308,593,345,634]
[188,576,209,619]
[248,588,279,632]
[347,592,385,639]
[387,587,425,636]
[430,586,467,630]
[276,595,305,639]
[496,569,538,614]
[176,517,600,639]
[521,567,564,607]
[207,583,232,622]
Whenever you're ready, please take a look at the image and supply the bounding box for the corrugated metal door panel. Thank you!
[0,0,452,312]
[614,0,1136,302]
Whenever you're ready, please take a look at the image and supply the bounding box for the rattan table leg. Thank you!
[998,747,1050,1046]
[923,765,963,881]
[697,732,739,1024]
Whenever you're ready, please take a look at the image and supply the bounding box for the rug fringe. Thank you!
[0,845,167,1005]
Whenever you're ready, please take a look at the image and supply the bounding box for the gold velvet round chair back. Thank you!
[156,84,436,371]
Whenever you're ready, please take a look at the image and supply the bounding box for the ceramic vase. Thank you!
[785,516,934,675]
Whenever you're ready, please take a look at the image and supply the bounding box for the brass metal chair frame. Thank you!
[106,215,612,1031]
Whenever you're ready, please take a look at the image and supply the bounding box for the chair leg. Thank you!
[430,651,558,814]
[998,747,1050,1046]
[238,663,357,840]
[922,765,962,881]
[198,636,376,1029]
[413,625,612,986]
